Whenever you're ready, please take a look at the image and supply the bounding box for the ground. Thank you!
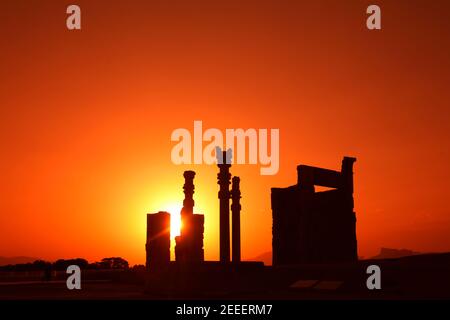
[0,253,449,300]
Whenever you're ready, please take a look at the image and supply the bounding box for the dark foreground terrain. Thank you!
[0,253,449,300]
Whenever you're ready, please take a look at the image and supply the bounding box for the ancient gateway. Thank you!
[145,148,242,268]
[271,157,358,265]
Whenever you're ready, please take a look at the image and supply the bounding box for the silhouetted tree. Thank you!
[0,257,132,272]
[131,264,146,271]
[52,258,89,270]
[100,257,129,269]
[0,260,52,272]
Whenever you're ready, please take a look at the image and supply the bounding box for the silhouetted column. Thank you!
[146,212,171,269]
[341,157,358,261]
[181,171,195,217]
[341,157,356,196]
[191,214,205,261]
[180,171,195,242]
[176,170,205,263]
[217,149,231,263]
[177,171,194,262]
[231,176,241,263]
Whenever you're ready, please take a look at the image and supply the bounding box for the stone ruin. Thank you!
[271,157,358,265]
[145,148,242,269]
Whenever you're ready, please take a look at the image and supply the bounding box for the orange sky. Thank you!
[1,0,449,265]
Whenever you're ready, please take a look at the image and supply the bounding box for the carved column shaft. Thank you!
[231,176,241,263]
[217,151,231,263]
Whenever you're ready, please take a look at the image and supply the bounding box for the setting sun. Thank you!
[166,204,182,239]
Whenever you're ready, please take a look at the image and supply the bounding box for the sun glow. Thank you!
[165,204,182,239]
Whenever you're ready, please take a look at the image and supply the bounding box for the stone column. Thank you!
[146,212,171,269]
[217,149,231,263]
[176,170,195,262]
[231,176,241,263]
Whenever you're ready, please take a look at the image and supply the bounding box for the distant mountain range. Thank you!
[369,248,421,260]
[0,256,39,266]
